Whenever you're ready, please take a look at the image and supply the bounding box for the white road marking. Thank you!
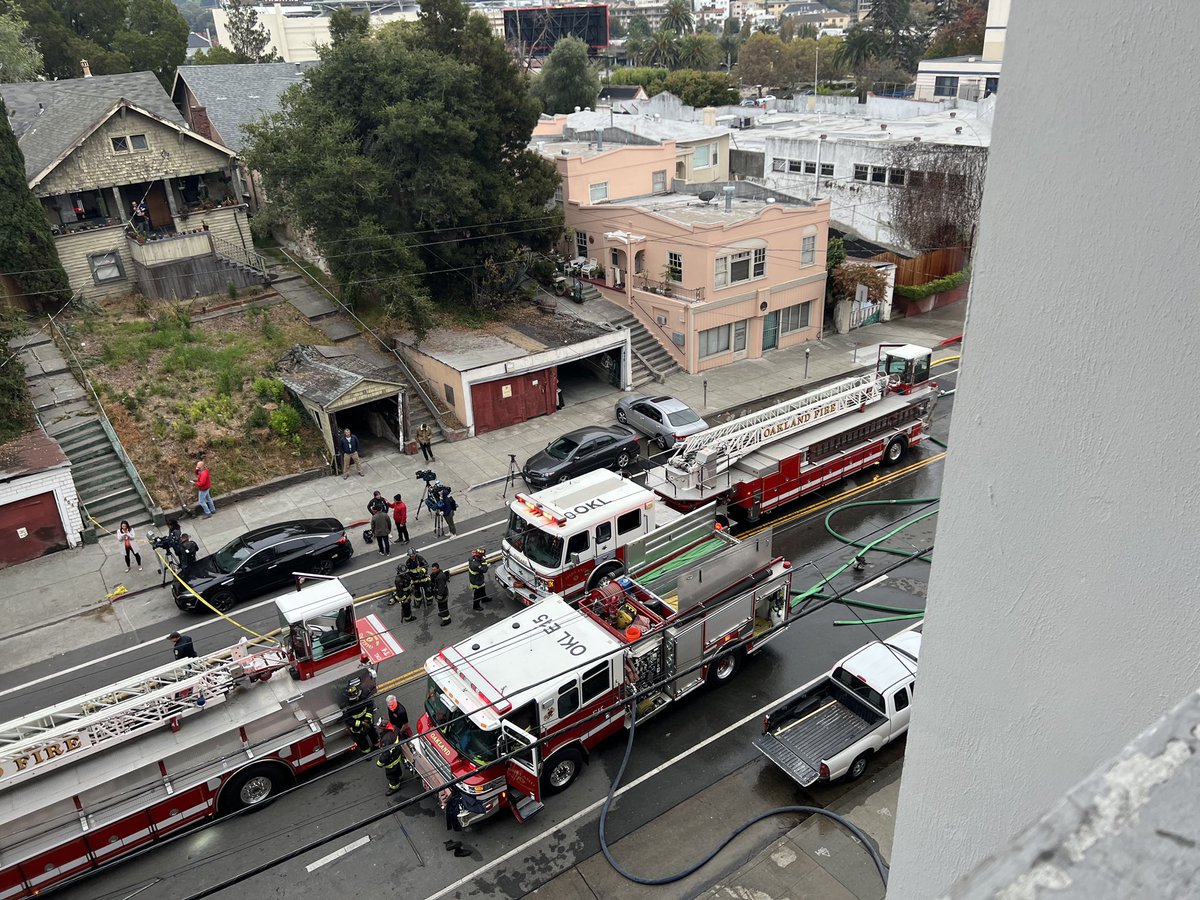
[424,617,924,900]
[0,518,506,702]
[305,835,371,872]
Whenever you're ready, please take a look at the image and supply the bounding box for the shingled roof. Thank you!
[277,345,406,408]
[173,63,315,152]
[0,73,184,183]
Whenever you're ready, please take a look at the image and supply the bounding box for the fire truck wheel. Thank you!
[883,436,908,465]
[210,590,237,612]
[541,748,584,795]
[219,763,294,814]
[705,648,745,688]
[588,562,625,591]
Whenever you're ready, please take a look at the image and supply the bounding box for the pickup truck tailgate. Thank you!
[753,700,876,787]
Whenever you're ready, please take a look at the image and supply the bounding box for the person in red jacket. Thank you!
[388,494,409,544]
[193,459,216,517]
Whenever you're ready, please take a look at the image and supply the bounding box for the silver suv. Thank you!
[615,395,709,450]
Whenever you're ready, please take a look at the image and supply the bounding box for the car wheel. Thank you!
[616,408,629,424]
[615,451,632,469]
[218,762,294,815]
[558,473,572,484]
[846,752,873,781]
[541,747,584,795]
[312,558,334,576]
[654,434,670,451]
[210,589,237,612]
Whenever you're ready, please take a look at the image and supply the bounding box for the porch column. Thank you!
[110,187,124,222]
[162,178,180,222]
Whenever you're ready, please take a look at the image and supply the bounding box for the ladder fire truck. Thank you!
[0,579,374,900]
[645,344,937,522]
[495,468,729,606]
[411,531,794,827]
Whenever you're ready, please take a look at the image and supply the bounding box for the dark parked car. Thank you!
[171,518,353,612]
[523,425,640,488]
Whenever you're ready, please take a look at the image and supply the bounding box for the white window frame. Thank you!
[820,162,834,177]
[652,169,667,192]
[801,235,816,266]
[667,251,683,282]
[129,133,148,151]
[88,250,125,284]
[553,184,564,207]
[589,181,609,203]
[111,136,128,153]
[854,163,869,182]
[729,250,752,283]
[753,247,766,278]
[733,319,747,352]
[772,157,786,173]
[779,301,811,334]
[698,324,732,357]
[934,75,959,98]
[693,144,711,168]
[712,142,719,166]
[714,256,728,287]
[576,231,588,258]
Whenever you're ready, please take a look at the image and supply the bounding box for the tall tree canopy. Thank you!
[221,0,279,62]
[534,35,599,115]
[660,0,693,35]
[0,9,43,81]
[924,0,985,59]
[117,0,187,86]
[0,98,71,312]
[244,0,559,335]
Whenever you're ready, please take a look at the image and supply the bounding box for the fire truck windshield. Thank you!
[505,511,563,568]
[424,677,498,764]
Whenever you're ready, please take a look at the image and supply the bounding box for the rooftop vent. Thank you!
[950,111,957,118]
[880,123,887,130]
[955,126,963,134]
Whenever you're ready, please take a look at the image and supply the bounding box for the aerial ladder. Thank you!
[665,372,889,489]
[0,642,287,791]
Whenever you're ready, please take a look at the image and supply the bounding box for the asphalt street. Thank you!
[25,370,957,900]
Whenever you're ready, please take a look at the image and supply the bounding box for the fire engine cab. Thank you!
[412,532,794,827]
[0,578,373,900]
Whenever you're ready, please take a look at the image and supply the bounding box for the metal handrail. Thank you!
[276,249,456,436]
[632,277,705,303]
[210,232,269,275]
[48,317,159,515]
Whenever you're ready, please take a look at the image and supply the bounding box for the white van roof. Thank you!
[512,469,652,531]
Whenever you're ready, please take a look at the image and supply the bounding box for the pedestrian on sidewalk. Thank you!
[406,548,431,608]
[388,494,410,543]
[437,485,458,536]
[168,631,196,659]
[179,533,199,568]
[391,566,415,623]
[193,459,216,517]
[371,506,393,556]
[468,548,490,611]
[117,520,142,572]
[430,562,451,626]
[415,423,435,462]
[339,428,364,478]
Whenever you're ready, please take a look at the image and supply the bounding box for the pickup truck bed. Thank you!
[753,681,884,787]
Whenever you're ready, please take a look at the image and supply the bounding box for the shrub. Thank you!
[253,376,286,403]
[215,362,245,396]
[894,269,970,301]
[245,406,269,430]
[268,405,302,438]
[174,422,197,441]
[228,282,239,301]
[187,394,238,424]
[261,317,283,345]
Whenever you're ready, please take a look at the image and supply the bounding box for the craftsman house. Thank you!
[0,70,269,302]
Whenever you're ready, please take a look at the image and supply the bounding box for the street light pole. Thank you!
[805,347,810,378]
[814,134,826,200]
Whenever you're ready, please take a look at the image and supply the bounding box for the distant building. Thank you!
[0,427,83,567]
[598,84,649,103]
[914,0,1007,100]
[212,0,420,63]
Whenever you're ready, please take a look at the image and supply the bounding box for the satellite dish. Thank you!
[698,190,717,203]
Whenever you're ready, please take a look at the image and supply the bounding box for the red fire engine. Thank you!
[0,579,375,899]
[411,532,793,826]
[645,344,937,521]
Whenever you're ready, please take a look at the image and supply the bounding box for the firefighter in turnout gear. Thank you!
[406,549,431,608]
[377,726,407,795]
[344,683,378,755]
[469,548,490,611]
[391,566,415,623]
[430,562,451,626]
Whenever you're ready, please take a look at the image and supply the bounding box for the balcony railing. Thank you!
[631,277,705,303]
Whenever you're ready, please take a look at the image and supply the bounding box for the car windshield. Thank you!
[424,677,497,764]
[544,436,578,460]
[213,537,254,574]
[667,408,701,426]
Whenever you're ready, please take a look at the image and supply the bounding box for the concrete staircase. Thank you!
[577,281,604,303]
[610,314,683,387]
[54,419,153,531]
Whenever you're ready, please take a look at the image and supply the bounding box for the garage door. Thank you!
[471,368,558,435]
[0,491,69,568]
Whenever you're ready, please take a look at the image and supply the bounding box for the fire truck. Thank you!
[0,578,374,900]
[496,468,729,606]
[645,344,938,522]
[410,531,794,826]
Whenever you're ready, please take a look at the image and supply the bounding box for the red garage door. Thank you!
[471,368,558,435]
[0,491,69,568]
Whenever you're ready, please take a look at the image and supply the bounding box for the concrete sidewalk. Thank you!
[0,304,964,675]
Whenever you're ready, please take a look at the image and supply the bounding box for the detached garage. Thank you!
[396,316,631,436]
[0,428,84,568]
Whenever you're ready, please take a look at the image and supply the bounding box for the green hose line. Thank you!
[928,436,949,448]
[833,613,924,626]
[824,498,939,563]
[790,589,920,615]
[639,536,728,582]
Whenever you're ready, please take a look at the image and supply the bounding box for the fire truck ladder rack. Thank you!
[0,653,245,790]
[666,373,886,488]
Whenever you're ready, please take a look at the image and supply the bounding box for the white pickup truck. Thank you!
[754,631,920,786]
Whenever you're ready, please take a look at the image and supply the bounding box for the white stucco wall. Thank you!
[887,4,1200,898]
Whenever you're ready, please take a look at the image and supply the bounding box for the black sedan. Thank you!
[172,518,353,612]
[523,425,640,488]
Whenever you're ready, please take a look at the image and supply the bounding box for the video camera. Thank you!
[415,469,437,483]
[145,530,178,550]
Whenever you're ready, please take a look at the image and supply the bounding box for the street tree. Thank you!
[627,14,652,41]
[663,68,737,106]
[190,44,241,64]
[644,30,679,68]
[924,0,984,59]
[117,0,188,87]
[0,10,43,81]
[534,35,600,114]
[607,65,668,95]
[244,0,559,333]
[660,0,693,35]
[737,31,788,89]
[17,0,128,78]
[0,98,71,313]
[885,142,987,251]
[222,0,279,62]
[677,32,719,70]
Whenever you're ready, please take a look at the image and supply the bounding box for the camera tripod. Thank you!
[502,454,521,498]
[431,508,447,538]
[414,480,437,520]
